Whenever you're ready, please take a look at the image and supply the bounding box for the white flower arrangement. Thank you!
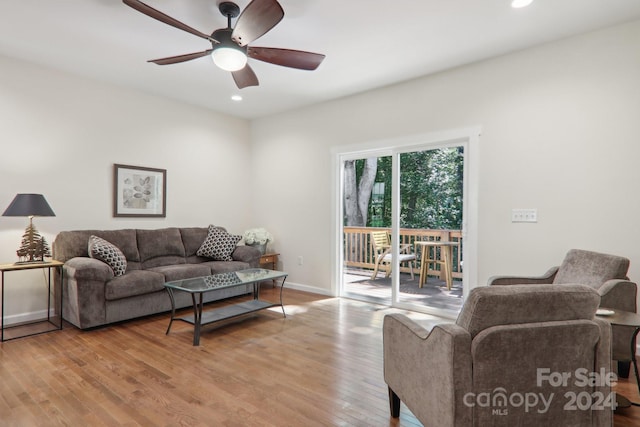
[243,228,273,245]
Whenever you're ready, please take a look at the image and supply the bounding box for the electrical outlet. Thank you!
[511,208,538,223]
[297,256,303,266]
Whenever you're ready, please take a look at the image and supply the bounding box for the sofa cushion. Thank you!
[202,260,252,275]
[88,235,127,276]
[180,227,209,259]
[53,229,140,267]
[553,249,630,288]
[105,270,166,300]
[147,264,212,282]
[137,228,187,269]
[196,226,241,261]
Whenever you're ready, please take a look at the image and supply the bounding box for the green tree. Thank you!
[399,147,464,229]
[346,148,463,230]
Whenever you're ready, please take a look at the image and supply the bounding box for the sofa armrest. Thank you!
[598,279,638,313]
[231,245,261,267]
[488,266,558,286]
[65,257,114,281]
[62,257,113,329]
[383,314,472,426]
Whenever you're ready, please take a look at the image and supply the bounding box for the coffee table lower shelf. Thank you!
[178,300,279,325]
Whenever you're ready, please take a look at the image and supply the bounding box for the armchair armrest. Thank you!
[383,314,472,426]
[598,279,638,313]
[399,243,412,254]
[488,266,558,286]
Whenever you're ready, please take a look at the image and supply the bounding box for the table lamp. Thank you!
[2,193,56,263]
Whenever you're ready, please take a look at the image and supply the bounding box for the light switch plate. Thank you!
[512,208,537,223]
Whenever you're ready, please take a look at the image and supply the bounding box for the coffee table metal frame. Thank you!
[164,268,287,346]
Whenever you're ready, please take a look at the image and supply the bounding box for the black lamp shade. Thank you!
[2,194,56,217]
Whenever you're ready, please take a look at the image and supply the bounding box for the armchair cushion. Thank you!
[553,248,629,287]
[456,284,600,338]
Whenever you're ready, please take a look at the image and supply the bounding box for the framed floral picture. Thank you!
[113,164,166,217]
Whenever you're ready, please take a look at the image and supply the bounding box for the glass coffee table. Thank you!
[164,268,287,345]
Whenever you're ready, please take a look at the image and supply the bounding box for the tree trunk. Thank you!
[357,158,378,226]
[344,158,378,226]
[344,160,364,226]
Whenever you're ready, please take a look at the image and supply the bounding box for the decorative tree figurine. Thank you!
[16,222,51,262]
[36,236,52,260]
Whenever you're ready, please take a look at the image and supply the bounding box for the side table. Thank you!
[259,253,280,286]
[0,260,64,341]
[597,308,640,408]
[259,253,279,270]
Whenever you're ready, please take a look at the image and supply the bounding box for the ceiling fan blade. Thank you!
[123,0,217,43]
[231,0,284,47]
[148,50,213,65]
[248,47,325,70]
[232,65,259,89]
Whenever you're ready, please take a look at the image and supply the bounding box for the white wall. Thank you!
[0,55,252,320]
[3,19,640,320]
[251,20,640,295]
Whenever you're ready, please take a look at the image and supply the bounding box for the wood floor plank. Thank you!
[0,287,638,426]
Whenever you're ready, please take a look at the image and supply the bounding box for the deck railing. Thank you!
[343,227,463,281]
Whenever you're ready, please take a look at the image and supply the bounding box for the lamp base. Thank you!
[15,222,51,264]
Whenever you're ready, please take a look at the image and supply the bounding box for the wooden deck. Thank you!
[343,269,464,312]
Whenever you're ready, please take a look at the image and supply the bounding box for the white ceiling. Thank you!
[1,0,640,119]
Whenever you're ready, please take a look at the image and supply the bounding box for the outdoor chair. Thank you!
[383,284,612,427]
[488,248,638,378]
[370,230,415,280]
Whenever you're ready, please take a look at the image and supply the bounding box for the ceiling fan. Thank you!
[122,0,325,89]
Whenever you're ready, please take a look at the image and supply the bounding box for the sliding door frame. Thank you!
[331,127,481,318]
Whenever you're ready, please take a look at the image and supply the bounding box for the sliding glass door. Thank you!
[396,146,464,313]
[334,129,478,318]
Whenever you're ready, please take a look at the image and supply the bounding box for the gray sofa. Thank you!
[52,227,261,329]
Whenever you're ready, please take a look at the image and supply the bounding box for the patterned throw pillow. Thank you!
[196,226,241,261]
[88,235,127,277]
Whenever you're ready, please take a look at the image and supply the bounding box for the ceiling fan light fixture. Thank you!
[212,46,247,71]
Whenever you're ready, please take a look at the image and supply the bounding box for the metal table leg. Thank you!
[165,288,176,335]
[192,292,204,346]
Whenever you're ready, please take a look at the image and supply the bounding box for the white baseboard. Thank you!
[282,281,334,297]
[3,308,55,326]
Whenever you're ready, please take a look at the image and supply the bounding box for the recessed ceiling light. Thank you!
[511,0,534,8]
[231,95,243,102]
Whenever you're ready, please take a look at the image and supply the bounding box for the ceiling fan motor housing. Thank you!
[218,2,240,18]
[211,28,246,53]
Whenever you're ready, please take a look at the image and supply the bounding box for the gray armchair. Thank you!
[383,284,612,427]
[488,249,637,376]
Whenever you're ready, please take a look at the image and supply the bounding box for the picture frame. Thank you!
[113,164,166,217]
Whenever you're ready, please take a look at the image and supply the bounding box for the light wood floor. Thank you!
[0,287,638,426]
